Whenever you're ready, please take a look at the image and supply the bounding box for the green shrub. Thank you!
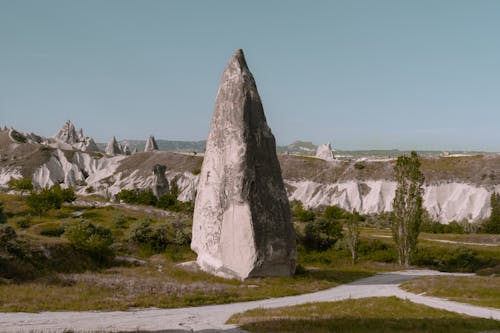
[291,200,316,222]
[324,205,350,220]
[412,246,492,273]
[112,213,127,229]
[129,221,174,253]
[0,224,17,245]
[13,216,31,229]
[192,168,201,175]
[0,202,7,224]
[115,189,138,203]
[302,218,343,251]
[39,223,65,237]
[85,186,95,193]
[358,239,397,263]
[7,178,33,194]
[65,220,113,262]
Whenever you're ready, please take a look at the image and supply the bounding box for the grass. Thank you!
[227,296,500,333]
[401,275,500,309]
[0,258,373,312]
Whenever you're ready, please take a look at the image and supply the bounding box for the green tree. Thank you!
[303,218,343,251]
[26,188,63,217]
[345,210,361,264]
[484,192,500,234]
[391,151,425,266]
[8,177,33,195]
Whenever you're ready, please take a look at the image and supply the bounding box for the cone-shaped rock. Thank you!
[191,49,296,280]
[151,164,169,198]
[53,120,79,144]
[315,143,335,160]
[144,135,159,152]
[105,136,122,156]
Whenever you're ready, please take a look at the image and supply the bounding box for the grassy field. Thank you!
[1,193,499,313]
[401,276,500,309]
[228,297,500,333]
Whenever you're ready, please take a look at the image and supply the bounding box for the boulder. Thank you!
[144,135,159,152]
[191,49,296,280]
[151,164,169,198]
[315,143,335,160]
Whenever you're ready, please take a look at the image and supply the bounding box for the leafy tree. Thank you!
[115,189,138,203]
[324,205,349,220]
[8,177,33,195]
[391,151,424,266]
[170,175,181,198]
[345,210,361,264]
[50,184,76,203]
[290,200,316,222]
[26,188,63,216]
[303,218,343,251]
[484,192,500,234]
[0,202,7,224]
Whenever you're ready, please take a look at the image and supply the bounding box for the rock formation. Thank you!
[53,120,80,144]
[105,136,123,156]
[151,164,169,198]
[144,135,159,152]
[315,143,335,160]
[52,120,100,152]
[122,144,131,156]
[191,49,296,280]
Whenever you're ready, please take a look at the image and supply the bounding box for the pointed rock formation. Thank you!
[122,144,131,156]
[132,147,138,154]
[144,135,159,152]
[151,164,169,198]
[315,143,335,160]
[191,49,296,280]
[105,136,123,156]
[53,120,79,144]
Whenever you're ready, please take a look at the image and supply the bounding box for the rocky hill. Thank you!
[1,126,499,223]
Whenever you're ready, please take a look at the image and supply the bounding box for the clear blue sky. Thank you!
[1,1,499,151]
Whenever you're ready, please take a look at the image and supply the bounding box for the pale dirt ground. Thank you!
[1,269,499,332]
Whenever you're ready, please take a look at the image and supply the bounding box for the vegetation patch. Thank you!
[401,276,500,309]
[228,297,500,333]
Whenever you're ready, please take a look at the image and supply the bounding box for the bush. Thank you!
[0,202,7,224]
[0,224,16,243]
[302,218,343,251]
[128,219,175,253]
[354,162,365,170]
[291,200,316,222]
[13,216,31,229]
[324,205,350,220]
[39,223,65,237]
[112,213,127,229]
[65,220,113,261]
[25,185,76,217]
[7,178,33,194]
[412,246,491,272]
[358,239,397,263]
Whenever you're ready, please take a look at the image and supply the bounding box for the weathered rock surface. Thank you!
[191,49,296,280]
[151,164,169,198]
[105,136,123,156]
[144,135,159,152]
[315,143,335,160]
[53,120,80,144]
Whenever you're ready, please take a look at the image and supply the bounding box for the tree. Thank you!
[26,188,62,217]
[303,218,343,251]
[8,177,33,195]
[484,192,500,234]
[391,151,424,266]
[345,210,361,264]
[65,220,113,261]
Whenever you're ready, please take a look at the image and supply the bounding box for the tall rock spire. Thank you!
[144,135,159,152]
[105,136,122,156]
[191,49,296,280]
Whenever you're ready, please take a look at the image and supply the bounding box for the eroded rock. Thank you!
[191,49,296,280]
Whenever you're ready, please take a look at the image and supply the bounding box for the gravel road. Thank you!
[2,269,498,332]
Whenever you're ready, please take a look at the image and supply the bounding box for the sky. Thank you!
[1,1,499,151]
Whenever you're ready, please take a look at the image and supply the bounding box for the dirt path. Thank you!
[372,234,499,247]
[1,270,498,332]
